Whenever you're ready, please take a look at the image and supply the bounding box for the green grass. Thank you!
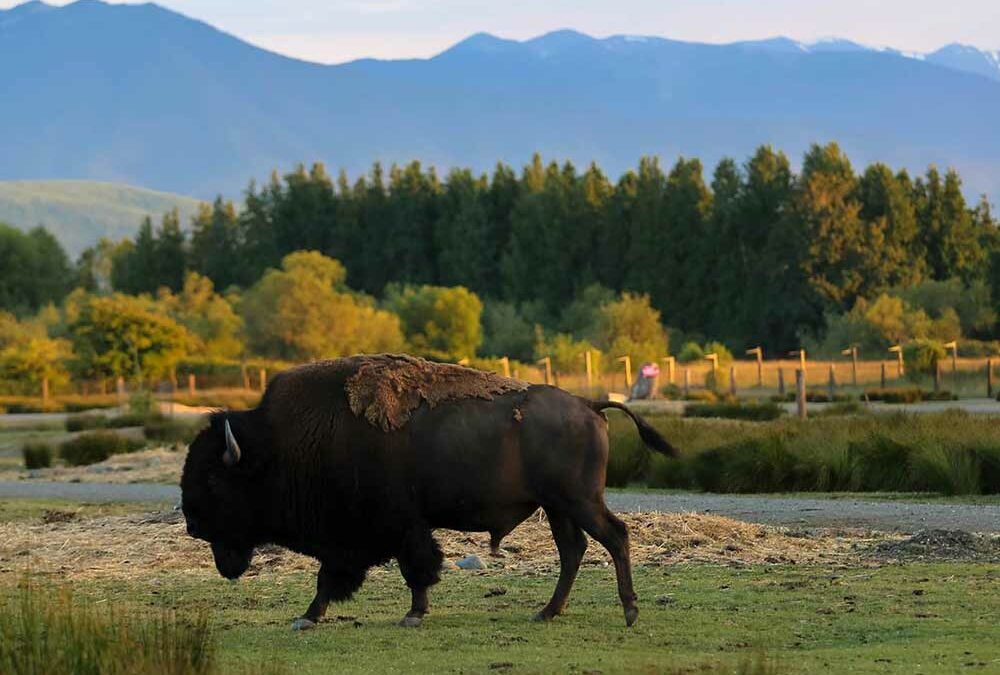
[608,410,1000,495]
[0,582,217,675]
[0,499,171,524]
[606,487,1000,505]
[32,563,995,674]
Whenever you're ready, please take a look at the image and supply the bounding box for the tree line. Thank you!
[85,143,996,353]
[2,143,998,372]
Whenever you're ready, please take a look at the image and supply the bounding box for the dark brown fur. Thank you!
[180,356,678,629]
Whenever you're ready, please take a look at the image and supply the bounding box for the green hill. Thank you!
[0,180,203,258]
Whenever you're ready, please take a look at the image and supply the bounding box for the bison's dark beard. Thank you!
[211,542,254,580]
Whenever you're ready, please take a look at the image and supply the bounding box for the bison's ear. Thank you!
[223,418,242,467]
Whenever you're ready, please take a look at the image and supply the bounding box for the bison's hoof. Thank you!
[291,617,317,631]
[624,606,639,627]
[532,611,553,622]
[398,615,423,628]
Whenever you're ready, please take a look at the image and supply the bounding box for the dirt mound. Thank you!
[345,354,530,431]
[872,529,1000,562]
[0,510,860,582]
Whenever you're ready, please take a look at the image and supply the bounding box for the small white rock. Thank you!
[455,554,487,570]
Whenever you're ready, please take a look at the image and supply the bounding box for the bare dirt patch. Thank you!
[871,529,1000,562]
[0,509,870,582]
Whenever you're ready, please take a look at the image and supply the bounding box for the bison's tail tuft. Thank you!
[588,400,679,457]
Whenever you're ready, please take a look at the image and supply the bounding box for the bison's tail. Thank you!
[588,401,679,457]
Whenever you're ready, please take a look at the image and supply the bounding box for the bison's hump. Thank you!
[337,354,530,432]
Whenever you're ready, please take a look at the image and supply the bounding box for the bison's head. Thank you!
[181,413,264,580]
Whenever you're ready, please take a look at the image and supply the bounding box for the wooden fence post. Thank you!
[777,368,785,397]
[259,368,267,392]
[537,357,552,386]
[683,368,690,398]
[116,376,126,404]
[729,366,737,398]
[584,351,593,393]
[187,374,196,397]
[828,364,836,400]
[880,362,886,389]
[745,347,763,388]
[617,356,632,390]
[500,356,511,378]
[796,369,807,419]
[242,364,250,391]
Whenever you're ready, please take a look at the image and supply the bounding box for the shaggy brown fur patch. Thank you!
[345,354,530,431]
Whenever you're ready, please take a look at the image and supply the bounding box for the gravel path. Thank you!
[605,492,1000,533]
[0,481,179,504]
[2,481,999,533]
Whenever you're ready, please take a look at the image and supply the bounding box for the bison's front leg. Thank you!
[397,525,444,627]
[291,564,366,631]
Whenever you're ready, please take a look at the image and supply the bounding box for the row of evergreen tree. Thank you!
[95,143,998,352]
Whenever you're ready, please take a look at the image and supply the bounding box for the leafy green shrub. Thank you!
[64,414,108,432]
[923,390,958,401]
[0,582,216,675]
[0,397,63,413]
[683,390,718,403]
[170,391,261,410]
[904,339,946,377]
[21,442,53,469]
[660,384,682,400]
[144,415,201,444]
[677,341,704,363]
[815,400,866,417]
[684,401,784,422]
[59,432,143,466]
[106,413,149,428]
[864,387,924,403]
[59,395,119,412]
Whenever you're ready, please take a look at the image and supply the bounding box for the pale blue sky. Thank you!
[4,0,998,64]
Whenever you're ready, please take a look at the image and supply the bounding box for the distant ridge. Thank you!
[0,0,998,203]
[0,180,203,257]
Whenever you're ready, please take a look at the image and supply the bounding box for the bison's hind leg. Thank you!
[397,523,444,627]
[570,502,639,627]
[293,564,366,631]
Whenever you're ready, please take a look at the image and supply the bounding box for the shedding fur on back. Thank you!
[342,354,530,431]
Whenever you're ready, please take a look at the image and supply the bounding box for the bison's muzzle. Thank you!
[211,542,253,580]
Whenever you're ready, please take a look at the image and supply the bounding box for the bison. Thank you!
[181,356,677,630]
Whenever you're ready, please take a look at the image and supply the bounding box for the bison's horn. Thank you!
[223,418,242,467]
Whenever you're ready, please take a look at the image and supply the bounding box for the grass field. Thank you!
[2,486,999,675]
[3,562,995,674]
[605,410,1000,494]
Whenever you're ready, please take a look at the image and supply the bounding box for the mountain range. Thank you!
[1,0,998,206]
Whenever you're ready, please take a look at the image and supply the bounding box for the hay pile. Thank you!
[344,354,529,431]
[0,510,861,582]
